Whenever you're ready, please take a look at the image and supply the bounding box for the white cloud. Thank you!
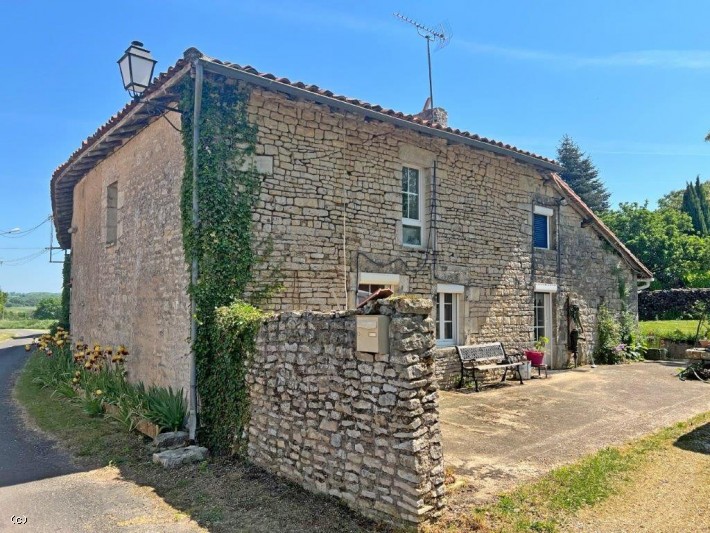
[459,41,710,70]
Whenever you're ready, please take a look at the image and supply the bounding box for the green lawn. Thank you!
[639,320,701,343]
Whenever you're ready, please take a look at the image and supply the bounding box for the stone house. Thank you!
[51,48,652,394]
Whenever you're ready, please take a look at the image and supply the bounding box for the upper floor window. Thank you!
[402,166,422,246]
[106,182,118,245]
[533,205,553,249]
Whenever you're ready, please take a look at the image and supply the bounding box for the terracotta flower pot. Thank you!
[524,350,545,366]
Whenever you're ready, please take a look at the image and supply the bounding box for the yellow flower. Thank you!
[57,340,64,346]
[72,378,79,384]
[84,362,91,369]
[24,345,31,352]
[95,389,103,396]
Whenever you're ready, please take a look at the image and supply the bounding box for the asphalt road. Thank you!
[0,333,204,532]
[0,332,80,489]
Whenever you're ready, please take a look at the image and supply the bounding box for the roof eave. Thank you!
[51,61,192,249]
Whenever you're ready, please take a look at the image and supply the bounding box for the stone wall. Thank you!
[246,297,445,526]
[243,80,641,370]
[69,117,191,393]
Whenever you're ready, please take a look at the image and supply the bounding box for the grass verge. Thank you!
[14,352,392,533]
[0,318,56,330]
[427,411,710,532]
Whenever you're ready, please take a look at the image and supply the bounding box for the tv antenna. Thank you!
[394,12,451,113]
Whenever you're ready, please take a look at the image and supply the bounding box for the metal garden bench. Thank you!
[456,342,525,392]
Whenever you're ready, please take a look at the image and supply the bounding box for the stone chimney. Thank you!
[414,97,448,127]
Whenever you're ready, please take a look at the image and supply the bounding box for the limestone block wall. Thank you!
[246,297,445,526]
[69,117,191,393]
[242,82,643,371]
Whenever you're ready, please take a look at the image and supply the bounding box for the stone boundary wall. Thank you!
[639,288,710,321]
[246,297,445,526]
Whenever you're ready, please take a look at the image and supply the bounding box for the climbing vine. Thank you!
[180,75,278,454]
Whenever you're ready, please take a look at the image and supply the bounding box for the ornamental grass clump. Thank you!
[144,386,187,432]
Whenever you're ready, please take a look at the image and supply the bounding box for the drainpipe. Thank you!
[637,278,653,292]
[188,59,204,442]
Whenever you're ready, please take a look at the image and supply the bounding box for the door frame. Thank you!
[534,285,557,367]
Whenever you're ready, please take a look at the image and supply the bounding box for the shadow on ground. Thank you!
[674,422,710,455]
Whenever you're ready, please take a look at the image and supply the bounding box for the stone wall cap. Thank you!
[391,296,433,315]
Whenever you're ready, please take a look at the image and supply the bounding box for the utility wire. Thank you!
[0,215,52,239]
[0,248,49,266]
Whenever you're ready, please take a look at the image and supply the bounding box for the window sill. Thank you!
[436,340,456,348]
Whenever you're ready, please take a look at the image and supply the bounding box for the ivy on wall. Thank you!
[59,253,71,330]
[180,75,276,454]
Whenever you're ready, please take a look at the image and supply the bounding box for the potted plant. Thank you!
[525,336,549,366]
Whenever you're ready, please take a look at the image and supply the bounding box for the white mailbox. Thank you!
[356,315,390,354]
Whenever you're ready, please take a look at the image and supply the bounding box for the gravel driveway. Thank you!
[439,361,710,505]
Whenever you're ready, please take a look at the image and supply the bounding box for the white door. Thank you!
[534,292,554,366]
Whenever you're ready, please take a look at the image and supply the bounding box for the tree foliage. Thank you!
[556,135,611,213]
[0,288,7,317]
[602,203,710,289]
[680,178,709,235]
[33,296,61,320]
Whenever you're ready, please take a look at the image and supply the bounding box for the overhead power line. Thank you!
[0,248,49,266]
[0,215,52,239]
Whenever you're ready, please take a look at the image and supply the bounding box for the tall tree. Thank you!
[556,135,611,213]
[681,181,708,235]
[695,176,710,232]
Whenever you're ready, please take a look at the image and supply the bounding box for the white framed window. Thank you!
[533,205,553,249]
[357,273,401,305]
[402,166,423,247]
[106,182,118,245]
[435,284,464,346]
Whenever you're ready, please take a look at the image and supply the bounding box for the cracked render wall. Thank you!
[246,297,445,526]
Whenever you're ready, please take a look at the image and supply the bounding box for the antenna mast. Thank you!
[394,12,451,113]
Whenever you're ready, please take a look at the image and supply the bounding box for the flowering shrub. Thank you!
[594,306,646,364]
[27,330,186,432]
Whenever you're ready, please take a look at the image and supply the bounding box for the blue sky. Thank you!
[2,0,710,292]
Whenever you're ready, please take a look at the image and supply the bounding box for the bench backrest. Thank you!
[456,342,506,363]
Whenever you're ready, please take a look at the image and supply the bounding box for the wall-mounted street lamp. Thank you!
[118,41,158,99]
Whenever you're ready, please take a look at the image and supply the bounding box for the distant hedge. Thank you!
[639,288,710,320]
